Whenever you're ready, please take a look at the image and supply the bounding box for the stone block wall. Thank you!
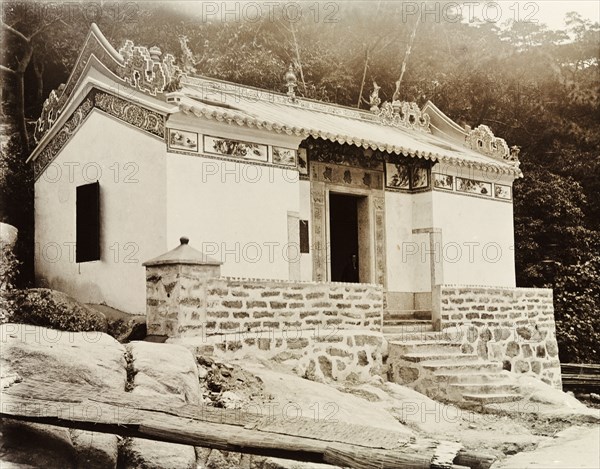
[146,269,383,338]
[440,286,561,388]
[171,329,387,383]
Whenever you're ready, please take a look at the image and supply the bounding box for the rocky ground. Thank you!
[1,320,599,468]
[203,358,600,466]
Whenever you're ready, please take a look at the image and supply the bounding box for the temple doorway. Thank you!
[329,193,368,283]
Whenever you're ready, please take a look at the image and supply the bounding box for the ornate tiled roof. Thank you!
[29,24,521,178]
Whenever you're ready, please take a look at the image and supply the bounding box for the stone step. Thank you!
[462,392,522,404]
[388,340,461,355]
[421,360,503,373]
[384,319,432,326]
[434,370,507,384]
[382,322,434,335]
[384,309,432,321]
[450,381,518,394]
[402,352,479,363]
[386,331,448,342]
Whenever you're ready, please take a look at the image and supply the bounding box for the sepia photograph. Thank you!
[1,1,599,468]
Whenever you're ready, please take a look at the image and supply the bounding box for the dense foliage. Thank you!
[1,1,598,362]
[7,289,108,332]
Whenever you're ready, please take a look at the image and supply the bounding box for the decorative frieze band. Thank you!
[166,128,299,170]
[33,89,166,179]
[94,91,165,138]
[302,137,384,170]
[33,97,94,179]
[432,172,512,202]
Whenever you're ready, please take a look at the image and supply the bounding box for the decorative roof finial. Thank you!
[510,145,521,162]
[464,125,514,163]
[178,35,197,75]
[369,82,381,111]
[148,46,162,62]
[284,64,297,100]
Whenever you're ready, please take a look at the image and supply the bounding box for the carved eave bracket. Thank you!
[464,124,519,165]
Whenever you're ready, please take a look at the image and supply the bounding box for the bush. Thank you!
[0,241,20,324]
[8,288,107,333]
[553,257,600,364]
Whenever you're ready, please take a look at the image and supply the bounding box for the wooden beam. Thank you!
[1,377,496,469]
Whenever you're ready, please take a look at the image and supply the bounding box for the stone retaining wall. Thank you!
[171,329,387,383]
[440,286,561,388]
[145,265,383,338]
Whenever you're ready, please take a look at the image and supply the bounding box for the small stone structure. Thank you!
[143,238,383,338]
[439,286,561,388]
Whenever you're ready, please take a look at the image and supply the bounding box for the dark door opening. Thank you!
[329,193,360,283]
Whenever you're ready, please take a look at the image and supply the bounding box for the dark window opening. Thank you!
[299,220,310,253]
[76,181,100,262]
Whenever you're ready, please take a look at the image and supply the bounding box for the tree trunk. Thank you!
[14,71,29,153]
[356,46,370,108]
[290,24,307,95]
[1,23,34,153]
[33,54,44,107]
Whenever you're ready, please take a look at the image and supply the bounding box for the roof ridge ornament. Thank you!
[284,64,298,102]
[34,87,63,143]
[464,124,519,164]
[117,40,186,97]
[369,83,430,132]
[369,82,381,111]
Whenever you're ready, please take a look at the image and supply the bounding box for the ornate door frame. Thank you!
[309,162,386,286]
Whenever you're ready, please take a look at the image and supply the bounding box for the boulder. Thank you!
[70,430,119,469]
[0,324,127,468]
[87,303,146,342]
[128,341,201,404]
[516,375,588,409]
[1,323,126,389]
[122,341,200,469]
[121,438,196,469]
[0,420,76,468]
[0,222,18,249]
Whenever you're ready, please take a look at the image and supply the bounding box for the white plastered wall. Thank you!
[165,115,303,280]
[384,161,517,306]
[34,110,167,314]
[431,163,517,287]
